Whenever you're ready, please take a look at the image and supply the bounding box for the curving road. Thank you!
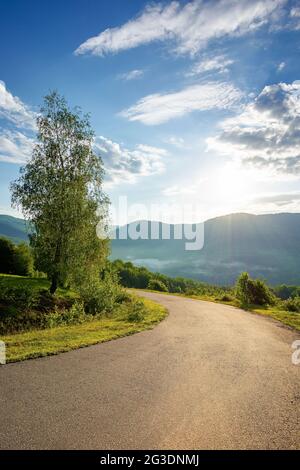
[0,291,299,450]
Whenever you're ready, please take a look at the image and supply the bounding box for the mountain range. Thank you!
[1,213,300,285]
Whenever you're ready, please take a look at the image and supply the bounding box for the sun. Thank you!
[208,164,253,209]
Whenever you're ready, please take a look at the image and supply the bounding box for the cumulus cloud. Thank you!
[187,55,234,76]
[94,136,166,185]
[120,81,242,125]
[0,130,35,164]
[75,0,286,57]
[118,69,144,81]
[0,80,36,130]
[207,81,300,176]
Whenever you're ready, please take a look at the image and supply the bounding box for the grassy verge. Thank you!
[138,288,300,332]
[1,297,167,363]
[251,306,300,331]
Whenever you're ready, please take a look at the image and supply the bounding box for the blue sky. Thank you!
[1,0,300,223]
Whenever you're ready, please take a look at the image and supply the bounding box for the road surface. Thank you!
[0,291,299,449]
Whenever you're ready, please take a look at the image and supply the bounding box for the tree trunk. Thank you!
[50,274,58,294]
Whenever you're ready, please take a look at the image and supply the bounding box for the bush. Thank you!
[283,297,300,313]
[77,268,123,315]
[0,283,40,309]
[115,290,132,304]
[147,279,168,292]
[0,281,87,333]
[0,237,34,276]
[45,301,87,328]
[0,299,87,334]
[236,272,275,307]
[274,285,300,300]
[218,293,234,302]
[0,237,15,274]
[14,243,34,276]
[127,300,145,322]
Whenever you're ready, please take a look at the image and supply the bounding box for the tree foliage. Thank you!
[11,92,108,293]
[148,278,168,292]
[0,237,15,274]
[112,259,232,297]
[236,272,275,307]
[0,237,33,276]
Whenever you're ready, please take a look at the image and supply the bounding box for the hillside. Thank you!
[111,213,300,285]
[1,212,300,285]
[0,215,28,243]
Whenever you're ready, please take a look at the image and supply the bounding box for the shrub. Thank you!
[251,279,275,306]
[0,300,88,334]
[13,243,34,276]
[218,293,234,302]
[147,279,168,292]
[236,272,275,307]
[77,268,123,315]
[45,301,87,328]
[0,237,34,276]
[0,283,40,309]
[0,282,86,333]
[283,296,300,313]
[36,289,56,311]
[0,237,16,274]
[274,285,300,300]
[115,290,132,304]
[185,288,198,296]
[127,300,145,322]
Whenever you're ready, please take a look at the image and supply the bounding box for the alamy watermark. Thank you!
[0,341,6,365]
[291,340,300,365]
[96,196,205,251]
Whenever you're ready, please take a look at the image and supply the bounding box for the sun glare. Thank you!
[208,165,253,209]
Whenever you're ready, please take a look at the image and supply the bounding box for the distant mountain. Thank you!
[1,212,300,285]
[0,215,28,244]
[111,213,300,285]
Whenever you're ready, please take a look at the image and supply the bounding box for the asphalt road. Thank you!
[0,291,299,450]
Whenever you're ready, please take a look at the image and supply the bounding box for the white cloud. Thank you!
[0,130,35,164]
[290,6,300,17]
[207,80,300,177]
[118,69,144,81]
[120,81,242,125]
[253,191,300,206]
[164,136,185,148]
[277,61,285,72]
[94,136,166,185]
[0,80,36,130]
[75,0,286,57]
[247,191,300,213]
[289,5,300,30]
[187,55,234,76]
[0,128,167,184]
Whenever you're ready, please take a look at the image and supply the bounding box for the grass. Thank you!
[252,306,300,331]
[0,273,78,301]
[1,297,167,363]
[0,274,167,363]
